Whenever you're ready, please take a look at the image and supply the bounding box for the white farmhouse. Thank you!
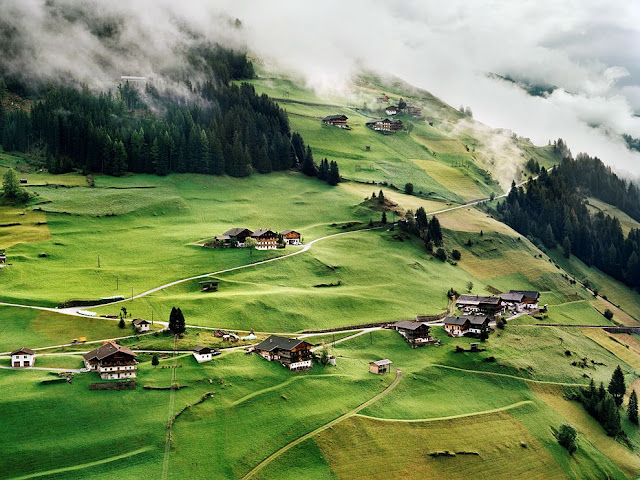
[132,318,151,332]
[193,345,213,363]
[11,347,36,367]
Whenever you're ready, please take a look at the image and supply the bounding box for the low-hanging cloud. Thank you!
[1,0,639,177]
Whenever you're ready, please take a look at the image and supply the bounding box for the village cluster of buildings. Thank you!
[456,290,540,316]
[213,228,301,250]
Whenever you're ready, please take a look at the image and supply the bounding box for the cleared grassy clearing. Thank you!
[0,204,50,248]
[313,412,565,480]
[0,306,124,352]
[586,197,640,235]
[410,158,488,201]
[94,230,472,332]
[0,172,370,306]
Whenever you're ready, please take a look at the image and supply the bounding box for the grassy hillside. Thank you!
[1,69,640,480]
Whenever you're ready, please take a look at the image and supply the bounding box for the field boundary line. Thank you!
[6,446,153,480]
[241,369,403,480]
[429,364,587,387]
[355,400,534,423]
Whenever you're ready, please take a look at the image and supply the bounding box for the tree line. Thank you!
[496,152,640,291]
[0,46,339,184]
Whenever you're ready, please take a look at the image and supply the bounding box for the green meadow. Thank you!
[1,71,640,480]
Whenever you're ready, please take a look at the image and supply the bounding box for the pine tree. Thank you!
[301,145,316,176]
[328,161,340,186]
[169,306,186,335]
[152,354,159,368]
[118,317,126,329]
[317,158,329,181]
[382,211,387,224]
[428,216,443,246]
[629,390,638,425]
[608,365,626,407]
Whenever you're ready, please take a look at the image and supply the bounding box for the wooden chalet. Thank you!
[253,335,313,371]
[221,228,253,247]
[199,279,220,292]
[443,316,470,337]
[0,249,5,264]
[376,95,390,103]
[500,292,525,311]
[82,341,138,379]
[510,290,540,309]
[402,104,423,117]
[466,315,490,336]
[369,359,392,374]
[365,118,403,133]
[11,347,35,368]
[193,345,213,363]
[392,320,432,347]
[281,229,301,245]
[385,106,399,115]
[132,318,151,332]
[251,229,278,250]
[322,115,351,129]
[456,295,503,316]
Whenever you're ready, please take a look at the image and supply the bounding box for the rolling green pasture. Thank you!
[0,306,123,352]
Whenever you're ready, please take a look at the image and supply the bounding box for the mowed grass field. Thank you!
[2,72,640,480]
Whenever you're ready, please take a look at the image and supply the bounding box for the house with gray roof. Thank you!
[253,335,313,371]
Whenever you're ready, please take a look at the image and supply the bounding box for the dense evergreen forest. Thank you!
[496,143,640,291]
[0,45,334,183]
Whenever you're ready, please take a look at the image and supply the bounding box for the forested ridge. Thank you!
[496,142,640,290]
[0,45,333,182]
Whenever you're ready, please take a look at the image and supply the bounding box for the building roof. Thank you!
[371,359,392,366]
[281,229,300,236]
[456,295,501,305]
[11,347,35,356]
[393,320,430,331]
[193,345,212,354]
[223,227,253,237]
[510,290,540,299]
[251,229,276,237]
[215,235,231,240]
[132,318,150,326]
[464,315,489,326]
[323,115,348,121]
[82,342,136,361]
[501,292,525,302]
[444,316,470,326]
[254,335,308,352]
[385,106,398,111]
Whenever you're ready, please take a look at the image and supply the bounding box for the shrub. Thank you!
[556,424,577,454]
[435,248,447,261]
[603,309,614,321]
[404,183,414,195]
[451,249,461,261]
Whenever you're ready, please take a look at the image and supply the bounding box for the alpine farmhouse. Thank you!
[11,347,36,367]
[83,342,138,379]
[253,335,313,371]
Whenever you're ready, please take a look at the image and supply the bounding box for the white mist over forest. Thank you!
[2,0,639,176]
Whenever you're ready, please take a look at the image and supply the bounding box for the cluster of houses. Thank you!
[0,249,5,265]
[366,117,403,133]
[212,227,301,250]
[456,290,540,316]
[322,115,351,130]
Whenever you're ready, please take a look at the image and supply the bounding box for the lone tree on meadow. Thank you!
[118,317,126,329]
[608,365,626,407]
[169,306,186,335]
[152,353,160,368]
[244,237,258,257]
[604,309,614,321]
[629,390,638,425]
[381,211,387,224]
[2,168,29,202]
[405,183,414,195]
[556,424,577,454]
[466,281,474,292]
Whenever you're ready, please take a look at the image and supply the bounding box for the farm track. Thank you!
[355,399,534,423]
[0,169,550,321]
[6,446,153,480]
[429,364,588,387]
[241,368,403,480]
